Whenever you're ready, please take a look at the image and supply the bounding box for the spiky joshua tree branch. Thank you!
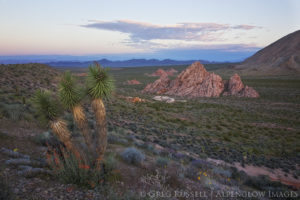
[86,62,114,169]
[59,71,93,153]
[32,90,81,159]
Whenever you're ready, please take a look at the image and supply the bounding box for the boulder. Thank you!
[153,96,175,103]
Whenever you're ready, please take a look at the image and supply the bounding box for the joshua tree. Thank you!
[86,62,114,169]
[32,90,81,159]
[33,62,114,170]
[59,71,92,153]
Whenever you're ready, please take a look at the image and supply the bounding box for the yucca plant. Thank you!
[32,90,81,159]
[59,71,92,153]
[86,62,114,169]
[33,63,114,185]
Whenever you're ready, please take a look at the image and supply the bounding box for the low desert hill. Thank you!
[0,63,59,97]
[236,30,300,75]
[0,63,60,120]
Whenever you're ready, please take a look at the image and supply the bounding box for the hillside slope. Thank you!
[236,30,300,75]
[0,63,60,120]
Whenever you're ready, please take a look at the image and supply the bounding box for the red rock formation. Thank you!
[126,79,141,85]
[237,86,260,98]
[150,68,178,77]
[142,74,170,94]
[223,74,259,98]
[165,62,224,97]
[225,73,244,95]
[143,61,259,98]
[150,69,169,77]
[166,68,178,76]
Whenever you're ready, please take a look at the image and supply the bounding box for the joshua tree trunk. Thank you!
[49,119,81,160]
[72,105,93,152]
[91,98,107,169]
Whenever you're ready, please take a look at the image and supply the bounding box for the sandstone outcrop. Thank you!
[143,61,259,98]
[224,73,244,95]
[166,68,178,76]
[150,68,178,77]
[223,73,259,97]
[150,69,169,77]
[143,74,170,94]
[165,62,224,97]
[125,79,141,85]
[236,86,260,98]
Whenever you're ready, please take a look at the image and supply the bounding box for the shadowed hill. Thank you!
[0,63,61,121]
[236,30,300,75]
[0,63,60,104]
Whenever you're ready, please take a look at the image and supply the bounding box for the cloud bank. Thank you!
[82,20,259,43]
[81,20,261,61]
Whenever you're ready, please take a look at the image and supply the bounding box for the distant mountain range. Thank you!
[44,59,217,68]
[0,58,219,68]
[236,30,300,75]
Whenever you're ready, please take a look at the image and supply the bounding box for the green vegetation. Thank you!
[0,63,59,121]
[96,64,300,172]
[1,62,299,195]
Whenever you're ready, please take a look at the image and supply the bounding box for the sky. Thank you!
[0,0,299,61]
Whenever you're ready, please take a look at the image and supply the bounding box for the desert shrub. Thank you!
[121,147,145,165]
[212,167,232,178]
[190,159,212,170]
[0,174,13,200]
[144,144,160,155]
[184,165,197,180]
[133,140,144,148]
[0,103,25,120]
[48,149,102,188]
[0,131,10,140]
[97,185,146,200]
[140,169,171,195]
[108,134,128,145]
[48,149,121,188]
[32,131,60,146]
[165,164,185,188]
[103,154,122,183]
[156,157,169,168]
[244,175,285,190]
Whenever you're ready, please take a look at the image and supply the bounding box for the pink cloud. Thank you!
[82,20,260,42]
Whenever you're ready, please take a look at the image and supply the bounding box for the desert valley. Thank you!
[0,1,300,199]
[0,30,299,199]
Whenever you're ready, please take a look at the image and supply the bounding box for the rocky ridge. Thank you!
[143,62,259,98]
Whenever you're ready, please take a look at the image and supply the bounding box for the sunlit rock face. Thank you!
[143,61,259,98]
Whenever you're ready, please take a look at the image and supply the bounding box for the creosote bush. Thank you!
[47,148,102,188]
[156,157,169,168]
[121,147,145,165]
